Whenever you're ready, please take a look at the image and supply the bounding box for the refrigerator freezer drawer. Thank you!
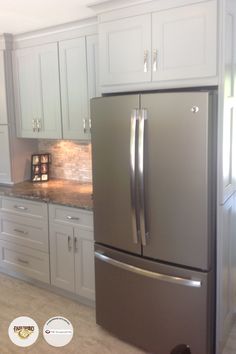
[95,245,214,354]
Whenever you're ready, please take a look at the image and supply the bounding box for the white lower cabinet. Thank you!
[49,204,95,301]
[0,126,11,183]
[0,196,50,283]
[0,240,50,283]
[50,223,75,292]
[0,197,94,303]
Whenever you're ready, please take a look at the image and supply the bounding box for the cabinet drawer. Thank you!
[49,204,93,229]
[0,240,49,283]
[0,213,48,252]
[0,197,47,219]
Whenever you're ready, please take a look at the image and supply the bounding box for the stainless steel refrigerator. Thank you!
[91,91,216,354]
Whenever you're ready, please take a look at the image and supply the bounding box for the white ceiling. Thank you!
[0,0,100,35]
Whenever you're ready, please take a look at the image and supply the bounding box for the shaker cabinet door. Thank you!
[0,126,11,184]
[74,227,95,301]
[99,14,151,86]
[13,47,37,137]
[152,1,217,82]
[59,37,89,140]
[50,223,75,292]
[33,43,62,139]
[13,43,62,139]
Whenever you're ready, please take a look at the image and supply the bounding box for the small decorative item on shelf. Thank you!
[31,153,50,182]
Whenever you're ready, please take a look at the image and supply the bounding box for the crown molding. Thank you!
[14,16,97,42]
[88,0,152,14]
[12,17,98,49]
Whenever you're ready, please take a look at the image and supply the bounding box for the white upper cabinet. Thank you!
[13,29,98,141]
[13,43,62,139]
[98,0,217,91]
[59,37,89,140]
[0,52,8,125]
[152,1,217,82]
[99,14,151,86]
[0,126,11,183]
[87,35,100,108]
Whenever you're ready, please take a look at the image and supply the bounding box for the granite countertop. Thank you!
[0,179,93,211]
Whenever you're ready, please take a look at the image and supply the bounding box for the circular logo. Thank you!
[8,316,39,347]
[43,316,73,347]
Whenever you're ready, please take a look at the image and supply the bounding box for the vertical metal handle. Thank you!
[153,49,157,72]
[83,119,87,134]
[68,236,72,251]
[138,109,148,246]
[144,50,148,73]
[36,119,41,132]
[32,119,36,132]
[74,236,78,252]
[89,118,91,133]
[130,109,139,244]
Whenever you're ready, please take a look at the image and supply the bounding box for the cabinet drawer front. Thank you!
[0,240,49,283]
[0,197,47,219]
[49,204,93,228]
[0,214,48,252]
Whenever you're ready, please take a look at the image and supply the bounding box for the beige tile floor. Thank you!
[0,272,146,354]
[223,321,236,354]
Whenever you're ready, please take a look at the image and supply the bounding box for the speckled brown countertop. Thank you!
[0,179,93,211]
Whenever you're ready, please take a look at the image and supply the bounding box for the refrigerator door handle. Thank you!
[95,251,202,288]
[138,108,148,246]
[130,109,139,244]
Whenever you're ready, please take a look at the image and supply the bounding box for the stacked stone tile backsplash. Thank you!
[38,140,92,182]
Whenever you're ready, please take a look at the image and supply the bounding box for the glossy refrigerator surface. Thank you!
[91,95,141,255]
[91,92,216,270]
[91,91,216,354]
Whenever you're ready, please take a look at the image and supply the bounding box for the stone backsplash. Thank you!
[37,140,92,182]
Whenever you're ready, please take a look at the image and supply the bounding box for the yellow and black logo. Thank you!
[14,326,34,339]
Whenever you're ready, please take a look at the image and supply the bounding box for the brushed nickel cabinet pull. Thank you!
[83,118,87,134]
[153,49,158,72]
[36,119,41,132]
[74,237,78,252]
[17,258,29,265]
[66,216,80,221]
[14,229,28,235]
[14,205,28,211]
[32,119,36,132]
[144,50,148,73]
[68,236,72,251]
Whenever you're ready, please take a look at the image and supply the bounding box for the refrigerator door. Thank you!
[141,92,216,270]
[91,95,141,254]
[95,244,214,354]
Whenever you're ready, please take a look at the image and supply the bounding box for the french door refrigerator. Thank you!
[91,91,216,354]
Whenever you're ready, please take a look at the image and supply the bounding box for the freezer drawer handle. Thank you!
[95,251,201,288]
[130,109,139,244]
